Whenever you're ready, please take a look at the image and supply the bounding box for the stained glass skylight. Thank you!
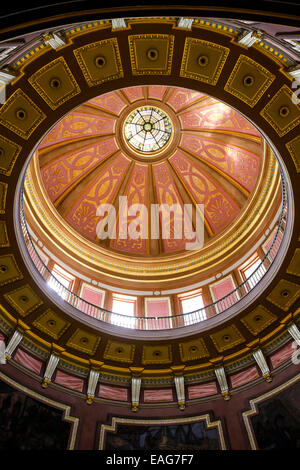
[123,106,172,153]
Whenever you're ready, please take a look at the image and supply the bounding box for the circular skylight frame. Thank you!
[123,105,172,154]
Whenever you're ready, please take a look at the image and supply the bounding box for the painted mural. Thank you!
[251,381,300,449]
[0,379,71,450]
[103,421,220,450]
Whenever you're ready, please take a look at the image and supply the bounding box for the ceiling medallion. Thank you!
[123,105,172,154]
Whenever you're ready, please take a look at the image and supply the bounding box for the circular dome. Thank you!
[22,84,283,310]
[1,7,299,451]
[28,85,275,266]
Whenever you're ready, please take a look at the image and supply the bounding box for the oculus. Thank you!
[123,106,172,153]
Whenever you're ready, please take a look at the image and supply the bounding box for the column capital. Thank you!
[170,365,186,376]
[129,367,144,378]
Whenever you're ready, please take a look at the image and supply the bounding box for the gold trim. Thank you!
[224,54,275,108]
[0,220,9,247]
[286,135,300,173]
[99,413,226,450]
[73,37,123,87]
[28,56,81,110]
[180,37,229,85]
[0,181,8,213]
[0,371,79,450]
[128,34,175,76]
[260,85,300,137]
[242,373,300,450]
[0,89,46,140]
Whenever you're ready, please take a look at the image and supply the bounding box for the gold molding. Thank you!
[66,328,101,355]
[224,54,275,107]
[0,181,8,213]
[0,134,22,176]
[142,344,173,365]
[99,413,226,450]
[260,85,300,137]
[0,220,9,247]
[210,324,245,352]
[0,89,46,140]
[286,249,300,276]
[241,305,277,335]
[128,34,174,75]
[0,371,79,450]
[0,254,23,286]
[74,38,123,87]
[104,340,135,364]
[32,309,71,340]
[180,37,229,85]
[4,284,43,317]
[242,372,300,450]
[28,56,81,110]
[286,134,300,173]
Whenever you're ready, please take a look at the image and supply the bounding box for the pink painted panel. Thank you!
[111,163,148,254]
[230,365,259,388]
[180,134,261,192]
[188,381,218,399]
[144,389,173,402]
[14,349,42,375]
[122,86,144,102]
[152,162,194,252]
[147,85,167,100]
[40,138,118,202]
[167,88,204,112]
[210,276,238,312]
[146,299,171,329]
[211,277,236,300]
[98,384,128,401]
[54,370,84,392]
[146,299,170,317]
[169,151,240,234]
[39,112,116,149]
[270,341,295,369]
[81,285,104,306]
[179,103,260,136]
[89,91,126,115]
[65,153,130,240]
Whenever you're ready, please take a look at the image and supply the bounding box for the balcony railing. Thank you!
[19,167,287,330]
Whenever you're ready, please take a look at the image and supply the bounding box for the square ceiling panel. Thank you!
[74,38,123,86]
[224,54,275,107]
[28,56,80,110]
[180,37,229,85]
[128,34,174,75]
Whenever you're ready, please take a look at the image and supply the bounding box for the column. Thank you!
[253,348,272,382]
[42,353,60,388]
[214,366,230,400]
[5,329,23,360]
[86,369,100,404]
[288,323,300,347]
[174,376,185,410]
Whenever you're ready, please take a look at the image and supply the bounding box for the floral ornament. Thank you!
[42,165,67,200]
[235,157,258,189]
[133,170,145,186]
[72,201,98,237]
[155,166,171,185]
[206,194,233,231]
[172,155,189,173]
